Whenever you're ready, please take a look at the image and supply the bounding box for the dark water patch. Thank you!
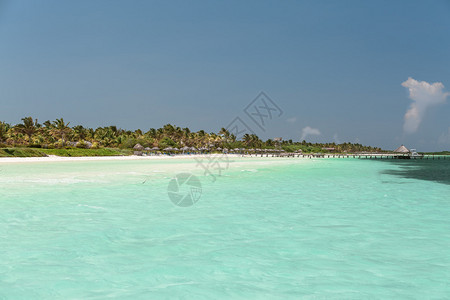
[377,160,450,185]
[381,181,412,184]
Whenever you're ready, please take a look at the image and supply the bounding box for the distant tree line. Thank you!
[0,117,383,153]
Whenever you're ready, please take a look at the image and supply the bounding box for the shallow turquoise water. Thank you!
[1,157,449,299]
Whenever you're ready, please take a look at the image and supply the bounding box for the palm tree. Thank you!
[15,117,39,142]
[243,133,252,147]
[219,127,230,139]
[146,128,157,138]
[43,120,53,128]
[73,125,88,140]
[0,121,10,143]
[51,118,71,146]
[162,124,175,138]
[250,134,261,148]
[0,119,387,154]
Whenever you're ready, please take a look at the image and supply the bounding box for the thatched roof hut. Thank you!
[133,143,144,151]
[394,145,410,153]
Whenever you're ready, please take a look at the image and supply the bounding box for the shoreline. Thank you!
[0,153,256,164]
[1,153,448,164]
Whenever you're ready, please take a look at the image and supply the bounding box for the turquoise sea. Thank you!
[1,157,449,299]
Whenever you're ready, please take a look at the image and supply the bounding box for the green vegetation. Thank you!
[0,147,131,157]
[38,148,132,157]
[0,148,47,157]
[0,117,387,157]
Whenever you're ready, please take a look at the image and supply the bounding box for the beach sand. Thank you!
[0,153,261,164]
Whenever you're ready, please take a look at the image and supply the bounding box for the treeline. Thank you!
[0,117,383,153]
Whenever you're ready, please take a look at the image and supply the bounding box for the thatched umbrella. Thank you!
[133,143,144,156]
[181,146,190,153]
[164,147,173,152]
[394,145,410,153]
[151,146,160,151]
[133,143,144,151]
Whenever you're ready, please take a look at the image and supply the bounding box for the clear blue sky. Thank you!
[1,0,449,151]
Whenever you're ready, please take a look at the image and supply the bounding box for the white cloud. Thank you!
[438,127,450,145]
[402,77,449,134]
[300,126,321,141]
[286,117,297,124]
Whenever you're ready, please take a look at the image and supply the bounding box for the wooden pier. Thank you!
[255,153,449,160]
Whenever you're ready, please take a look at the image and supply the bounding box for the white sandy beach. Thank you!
[0,153,400,164]
[0,153,258,164]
